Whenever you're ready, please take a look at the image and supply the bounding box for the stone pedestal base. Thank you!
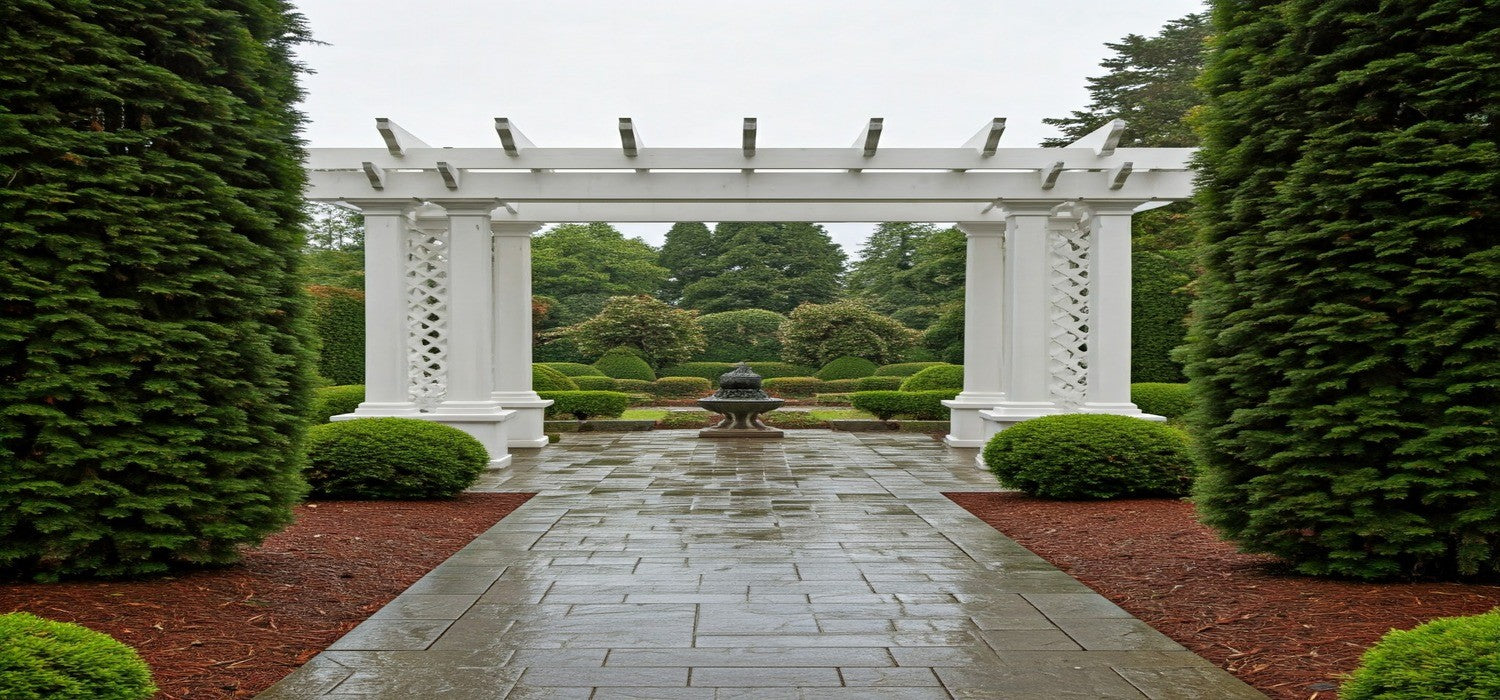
[699,427,785,439]
[492,393,554,449]
[943,394,1006,448]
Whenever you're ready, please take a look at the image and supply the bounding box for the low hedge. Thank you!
[570,376,618,391]
[537,362,605,377]
[763,412,828,429]
[658,361,734,384]
[762,376,823,398]
[651,376,713,398]
[614,378,652,392]
[856,375,905,391]
[593,348,656,381]
[304,418,490,499]
[746,361,817,379]
[1130,383,1193,420]
[900,364,963,391]
[1342,610,1500,699]
[814,356,878,380]
[813,393,855,405]
[850,389,959,421]
[820,379,860,393]
[309,384,364,423]
[658,411,715,429]
[981,414,1194,500]
[538,390,631,420]
[874,361,947,377]
[533,365,579,391]
[0,612,156,700]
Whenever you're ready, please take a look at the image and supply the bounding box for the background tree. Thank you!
[680,222,845,313]
[848,223,945,328]
[778,301,920,366]
[0,1,315,578]
[889,226,966,329]
[1186,0,1499,579]
[694,309,786,362]
[656,222,715,304]
[558,295,705,368]
[302,202,365,289]
[532,223,668,324]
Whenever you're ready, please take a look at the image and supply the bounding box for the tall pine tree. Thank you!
[1187,0,1499,579]
[0,1,316,578]
[680,222,845,314]
[656,222,715,304]
[848,222,942,328]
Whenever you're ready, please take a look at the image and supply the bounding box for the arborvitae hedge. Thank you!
[1186,0,1500,579]
[0,2,316,578]
[307,285,364,385]
[1132,250,1192,383]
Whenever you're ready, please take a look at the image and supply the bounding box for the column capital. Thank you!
[338,198,416,214]
[955,222,1006,237]
[490,221,544,237]
[435,198,505,216]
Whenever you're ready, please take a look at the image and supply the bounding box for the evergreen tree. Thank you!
[656,222,715,304]
[848,223,942,328]
[0,1,316,578]
[890,226,966,329]
[680,222,845,314]
[1041,12,1209,148]
[532,223,668,324]
[1187,0,1500,579]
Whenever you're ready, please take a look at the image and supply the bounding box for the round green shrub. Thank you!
[571,376,617,391]
[762,377,824,398]
[1131,383,1193,420]
[820,379,860,393]
[856,376,905,391]
[696,309,786,362]
[613,378,652,393]
[745,362,817,379]
[849,390,958,421]
[537,362,605,377]
[0,612,156,700]
[539,391,632,420]
[304,419,489,499]
[309,385,364,424]
[593,348,656,381]
[982,414,1195,500]
[532,365,579,391]
[651,376,713,398]
[900,364,963,391]
[1342,610,1500,700]
[815,356,879,380]
[874,362,947,377]
[659,362,735,384]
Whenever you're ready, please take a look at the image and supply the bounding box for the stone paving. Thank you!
[260,431,1263,699]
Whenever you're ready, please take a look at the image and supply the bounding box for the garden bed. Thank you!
[0,493,532,699]
[947,492,1500,700]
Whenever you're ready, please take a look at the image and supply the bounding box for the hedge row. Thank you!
[1130,383,1192,420]
[307,285,364,385]
[814,356,878,380]
[538,391,631,420]
[873,362,947,377]
[537,362,605,377]
[850,390,959,421]
[658,361,818,385]
[762,377,823,398]
[650,376,713,398]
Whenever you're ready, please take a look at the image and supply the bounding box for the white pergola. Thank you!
[305,117,1195,467]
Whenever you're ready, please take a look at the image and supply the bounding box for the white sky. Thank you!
[292,0,1204,256]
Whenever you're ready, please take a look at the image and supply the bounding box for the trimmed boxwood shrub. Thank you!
[304,418,489,499]
[815,356,878,380]
[532,365,579,392]
[571,376,617,391]
[537,362,605,377]
[982,414,1194,500]
[746,362,817,379]
[651,376,713,398]
[613,379,652,393]
[659,362,735,384]
[762,377,823,398]
[900,364,963,391]
[819,379,860,393]
[813,393,854,406]
[763,412,828,429]
[695,309,786,362]
[307,285,365,385]
[309,385,364,424]
[874,362,947,377]
[539,391,631,420]
[1341,610,1500,700]
[850,390,958,421]
[856,376,905,391]
[1131,383,1192,420]
[593,348,656,381]
[658,411,715,429]
[0,612,156,699]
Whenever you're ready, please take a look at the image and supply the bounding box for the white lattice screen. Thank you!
[405,224,450,410]
[1046,214,1090,409]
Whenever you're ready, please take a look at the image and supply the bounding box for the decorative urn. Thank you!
[696,362,784,438]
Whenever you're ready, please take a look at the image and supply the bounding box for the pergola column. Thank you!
[344,200,419,417]
[490,220,552,448]
[979,202,1061,438]
[426,200,514,467]
[943,222,1006,448]
[1080,202,1152,417]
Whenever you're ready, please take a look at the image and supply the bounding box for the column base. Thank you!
[1078,402,1166,421]
[491,392,555,449]
[942,393,1005,448]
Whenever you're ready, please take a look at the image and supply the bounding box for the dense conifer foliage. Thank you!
[0,1,316,578]
[1186,0,1500,578]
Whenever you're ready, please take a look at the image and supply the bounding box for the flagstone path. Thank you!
[260,431,1263,699]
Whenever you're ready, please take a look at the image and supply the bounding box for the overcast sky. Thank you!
[292,0,1204,256]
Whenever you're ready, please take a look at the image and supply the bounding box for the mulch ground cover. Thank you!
[947,492,1500,700]
[0,492,532,699]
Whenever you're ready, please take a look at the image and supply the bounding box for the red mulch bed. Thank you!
[0,493,532,699]
[947,492,1500,700]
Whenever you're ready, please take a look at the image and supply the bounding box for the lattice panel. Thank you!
[405,225,449,411]
[1047,217,1090,409]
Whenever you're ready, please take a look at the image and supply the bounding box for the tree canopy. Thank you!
[558,295,705,368]
[532,223,668,324]
[679,222,845,314]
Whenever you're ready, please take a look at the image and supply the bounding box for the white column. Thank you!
[1080,202,1155,418]
[343,200,419,417]
[943,222,1006,448]
[980,202,1060,437]
[424,201,513,467]
[490,220,552,448]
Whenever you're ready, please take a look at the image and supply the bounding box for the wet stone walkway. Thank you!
[261,431,1262,699]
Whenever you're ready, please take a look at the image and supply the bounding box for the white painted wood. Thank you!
[360,162,385,190]
[375,118,429,156]
[962,118,1007,156]
[493,117,536,155]
[436,161,461,190]
[1068,119,1126,157]
[486,201,1008,223]
[1079,203,1149,417]
[742,118,757,158]
[490,220,551,448]
[1108,162,1134,190]
[619,117,642,157]
[853,117,884,156]
[944,222,1008,448]
[989,203,1062,421]
[1039,161,1064,190]
[343,200,419,416]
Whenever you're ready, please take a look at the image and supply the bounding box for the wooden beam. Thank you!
[618,117,642,157]
[361,161,386,190]
[853,117,884,157]
[436,161,461,190]
[1108,162,1134,190]
[1067,119,1126,157]
[963,118,1006,156]
[742,118,757,158]
[493,117,535,156]
[374,118,429,157]
[1039,161,1065,190]
[483,201,1008,223]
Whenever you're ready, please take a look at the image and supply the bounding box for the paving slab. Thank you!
[259,430,1263,699]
